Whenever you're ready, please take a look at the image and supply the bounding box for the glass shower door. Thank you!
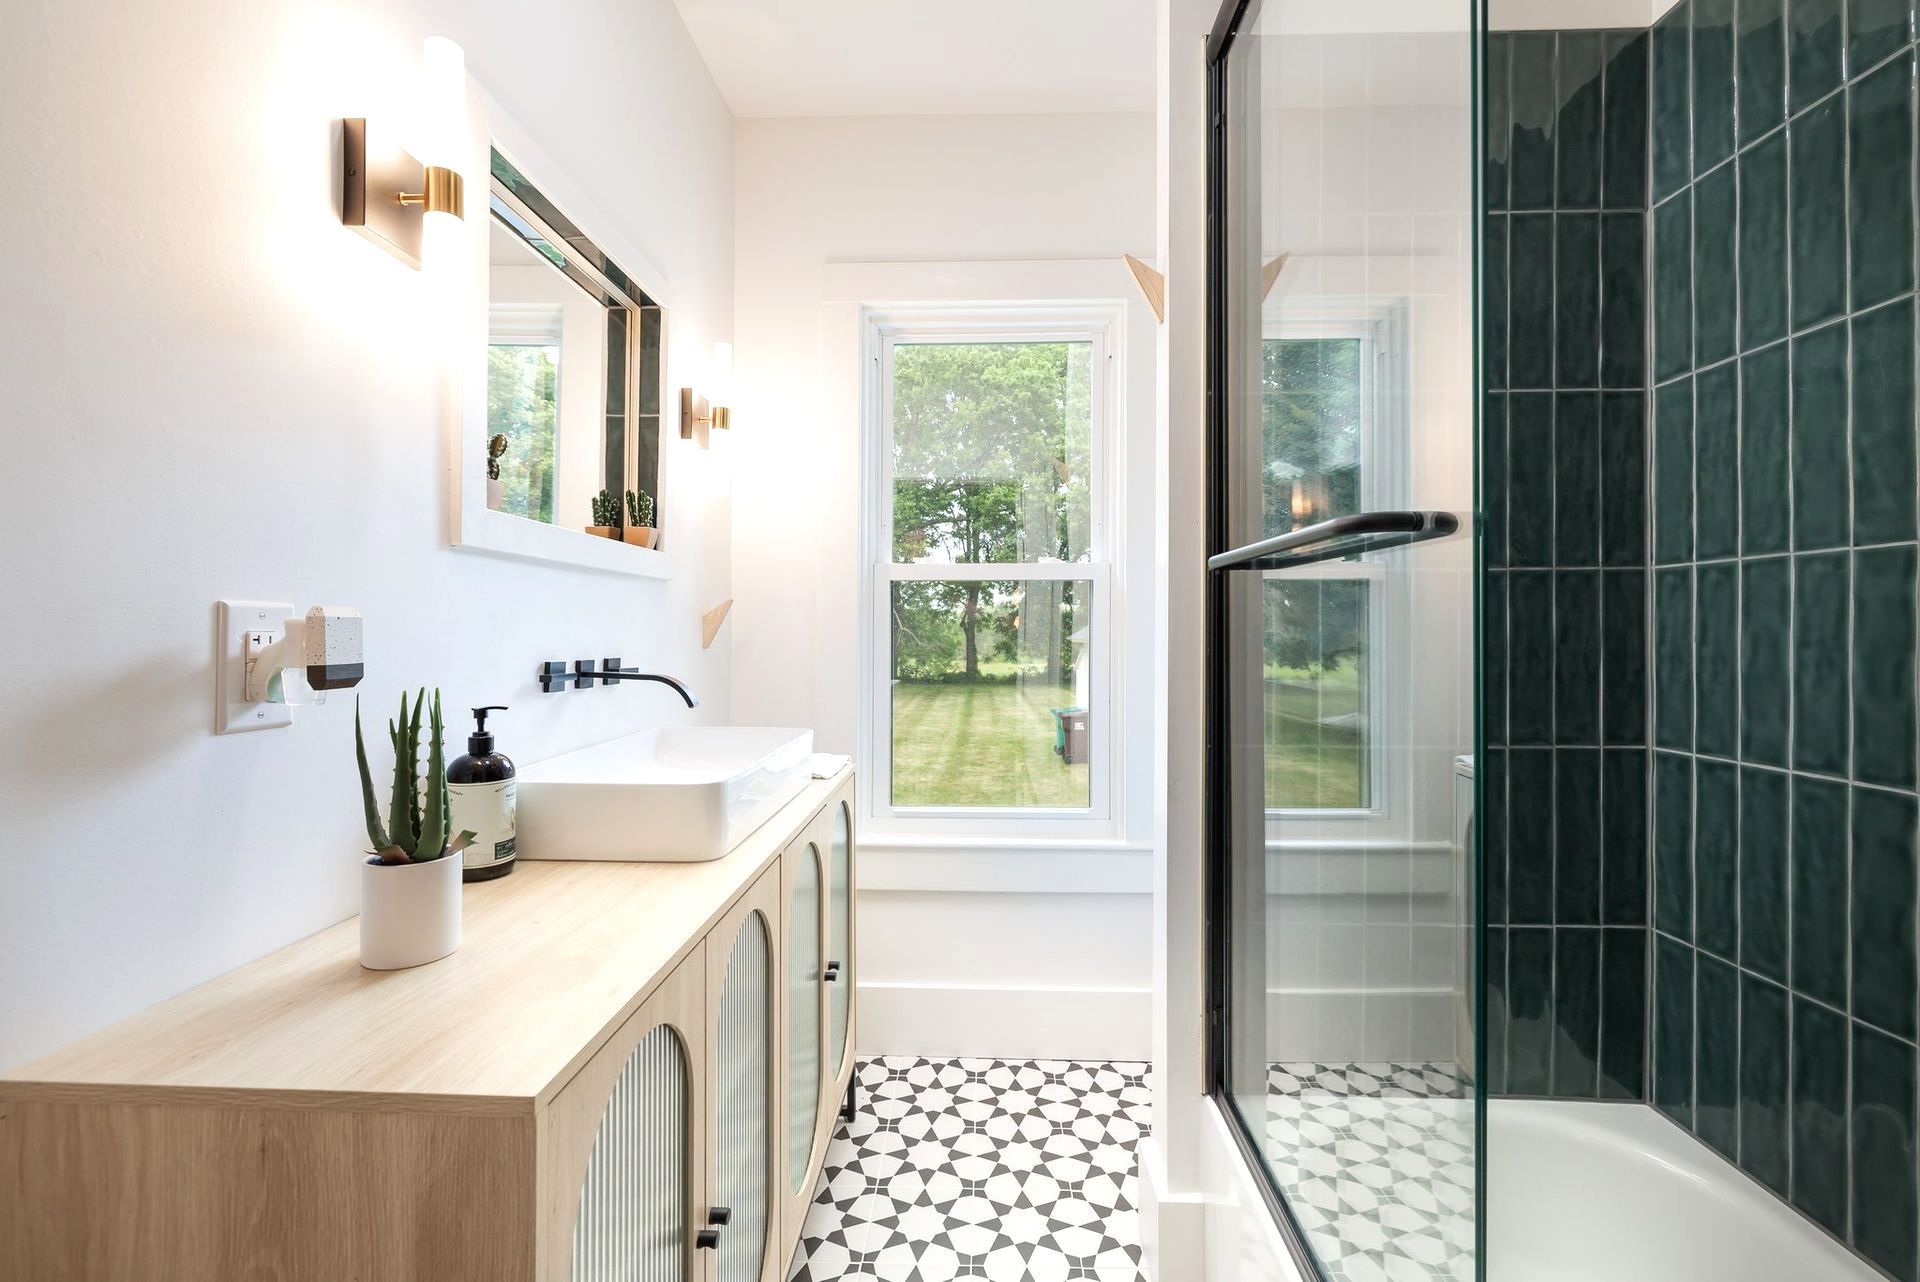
[1205,1,1482,1278]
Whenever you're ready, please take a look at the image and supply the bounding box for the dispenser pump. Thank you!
[469,705,507,755]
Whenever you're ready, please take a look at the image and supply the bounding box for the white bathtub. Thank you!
[1491,1100,1879,1281]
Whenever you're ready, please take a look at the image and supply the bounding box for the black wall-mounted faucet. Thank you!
[539,659,698,707]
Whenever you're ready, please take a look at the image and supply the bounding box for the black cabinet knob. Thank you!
[708,1206,732,1226]
[823,961,841,983]
[695,1229,720,1250]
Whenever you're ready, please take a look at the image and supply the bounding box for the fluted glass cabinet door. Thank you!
[827,800,852,1078]
[571,1023,689,1282]
[786,843,823,1194]
[716,911,772,1282]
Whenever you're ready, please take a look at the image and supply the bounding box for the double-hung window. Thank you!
[1260,307,1406,818]
[864,309,1117,829]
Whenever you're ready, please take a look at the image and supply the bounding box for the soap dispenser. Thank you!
[449,705,517,882]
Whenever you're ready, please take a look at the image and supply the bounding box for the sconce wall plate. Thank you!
[341,118,464,269]
[680,387,712,447]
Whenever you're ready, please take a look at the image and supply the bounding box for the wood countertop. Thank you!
[0,770,848,1115]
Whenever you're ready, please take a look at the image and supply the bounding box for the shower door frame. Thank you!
[1199,3,1488,1280]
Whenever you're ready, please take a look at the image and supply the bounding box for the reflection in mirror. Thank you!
[483,149,663,542]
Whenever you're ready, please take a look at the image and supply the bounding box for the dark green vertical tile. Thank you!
[1488,33,1513,210]
[1655,192,1695,382]
[1603,32,1650,210]
[1485,216,1510,392]
[1511,217,1556,389]
[1511,572,1554,745]
[1511,33,1559,211]
[1558,33,1605,210]
[1603,570,1648,745]
[1508,927,1555,1094]
[1855,546,1919,790]
[1791,774,1850,1006]
[1694,167,1739,368]
[1558,749,1602,922]
[1510,392,1554,565]
[1696,954,1741,1157]
[1852,0,1916,73]
[1655,934,1696,1124]
[1558,217,1602,387]
[1791,323,1851,551]
[1850,57,1917,311]
[1600,927,1648,1097]
[1853,299,1918,545]
[1741,345,1792,555]
[1853,1026,1919,1282]
[1487,748,1509,923]
[1604,748,1650,924]
[1485,391,1509,563]
[1693,0,1737,173]
[1740,0,1789,141]
[1511,749,1556,924]
[1696,759,1740,960]
[1655,378,1695,564]
[1657,751,1696,938]
[1789,0,1845,114]
[1792,551,1850,774]
[1790,100,1848,330]
[1742,559,1793,765]
[1739,132,1791,351]
[1695,363,1740,559]
[1600,215,1647,388]
[1656,567,1695,751]
[1790,997,1849,1235]
[1553,928,1603,1098]
[1654,3,1694,200]
[1853,787,1919,1039]
[1696,562,1740,758]
[1741,974,1792,1194]
[1741,766,1791,981]
[1602,392,1648,566]
[1557,574,1601,745]
[1487,926,1510,1094]
[1555,392,1600,565]
[1487,574,1509,741]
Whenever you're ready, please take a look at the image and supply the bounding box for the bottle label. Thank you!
[450,779,518,868]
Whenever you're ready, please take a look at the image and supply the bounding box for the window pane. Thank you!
[487,343,558,523]
[891,342,1094,564]
[1263,577,1370,809]
[889,579,1093,809]
[1263,337,1364,537]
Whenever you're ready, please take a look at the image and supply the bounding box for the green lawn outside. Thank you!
[891,678,1088,808]
[890,670,1366,811]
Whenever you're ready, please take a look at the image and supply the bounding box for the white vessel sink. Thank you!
[516,726,815,862]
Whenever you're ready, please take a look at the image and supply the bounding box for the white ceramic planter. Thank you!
[359,854,462,970]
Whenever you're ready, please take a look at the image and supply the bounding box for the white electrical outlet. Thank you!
[215,600,293,734]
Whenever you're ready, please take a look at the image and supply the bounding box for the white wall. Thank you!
[0,0,734,1070]
[729,113,1158,1060]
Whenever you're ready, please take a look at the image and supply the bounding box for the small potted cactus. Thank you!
[622,489,657,548]
[485,434,508,510]
[587,488,619,539]
[354,688,476,970]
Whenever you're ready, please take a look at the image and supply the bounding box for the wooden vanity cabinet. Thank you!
[0,769,855,1282]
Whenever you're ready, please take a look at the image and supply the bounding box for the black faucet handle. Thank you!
[571,659,598,690]
[600,657,635,687]
[539,661,570,694]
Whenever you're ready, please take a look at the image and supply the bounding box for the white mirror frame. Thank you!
[446,83,674,579]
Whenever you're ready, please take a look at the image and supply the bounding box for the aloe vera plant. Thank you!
[354,688,474,864]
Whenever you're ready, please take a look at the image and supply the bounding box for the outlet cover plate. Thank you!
[215,600,293,734]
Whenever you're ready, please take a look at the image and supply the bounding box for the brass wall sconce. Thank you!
[679,342,734,447]
[341,119,465,269]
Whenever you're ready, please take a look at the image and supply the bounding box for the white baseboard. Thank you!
[857,981,1152,1062]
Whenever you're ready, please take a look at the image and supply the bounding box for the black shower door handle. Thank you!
[1207,510,1462,572]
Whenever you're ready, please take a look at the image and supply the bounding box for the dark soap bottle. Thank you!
[449,705,517,882]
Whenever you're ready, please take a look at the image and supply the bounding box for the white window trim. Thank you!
[1261,299,1411,825]
[858,303,1127,841]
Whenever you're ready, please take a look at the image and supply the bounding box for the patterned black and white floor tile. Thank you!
[788,1057,1152,1282]
[1263,1062,1476,1282]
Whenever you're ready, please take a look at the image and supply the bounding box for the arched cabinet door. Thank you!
[706,866,781,1282]
[825,788,855,1090]
[543,945,706,1282]
[780,836,826,1241]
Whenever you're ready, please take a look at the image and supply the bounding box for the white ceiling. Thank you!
[672,0,1156,118]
